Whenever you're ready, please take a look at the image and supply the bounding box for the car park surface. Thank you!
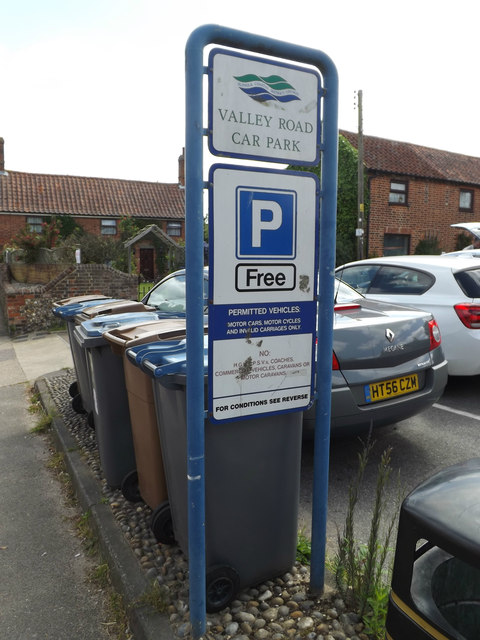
[143,269,448,436]
[336,255,480,376]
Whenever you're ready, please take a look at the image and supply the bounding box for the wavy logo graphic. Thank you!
[234,73,300,104]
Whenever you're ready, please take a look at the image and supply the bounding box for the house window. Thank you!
[101,219,117,235]
[459,189,473,212]
[383,233,410,256]
[166,222,182,237]
[27,216,43,233]
[389,180,408,205]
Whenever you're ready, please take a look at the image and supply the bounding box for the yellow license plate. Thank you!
[364,374,419,403]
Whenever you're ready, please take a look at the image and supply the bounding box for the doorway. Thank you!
[139,247,155,281]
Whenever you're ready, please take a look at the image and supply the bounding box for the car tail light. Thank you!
[334,303,361,312]
[332,351,340,370]
[428,319,442,350]
[315,338,340,369]
[454,304,480,329]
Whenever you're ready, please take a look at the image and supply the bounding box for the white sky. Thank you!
[1,0,479,183]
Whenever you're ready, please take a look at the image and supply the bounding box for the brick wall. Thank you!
[368,175,480,256]
[0,214,185,249]
[0,263,138,335]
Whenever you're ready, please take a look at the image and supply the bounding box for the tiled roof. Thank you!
[341,130,480,186]
[0,170,185,219]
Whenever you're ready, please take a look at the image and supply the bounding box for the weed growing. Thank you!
[135,580,170,614]
[331,438,402,639]
[75,511,99,557]
[296,529,312,564]
[28,386,57,433]
[30,413,53,434]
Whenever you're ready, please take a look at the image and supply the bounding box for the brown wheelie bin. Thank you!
[104,319,188,543]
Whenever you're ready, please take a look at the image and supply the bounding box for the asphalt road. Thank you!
[298,374,480,556]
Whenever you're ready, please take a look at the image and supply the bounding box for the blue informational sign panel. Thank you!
[208,164,319,421]
[208,48,322,165]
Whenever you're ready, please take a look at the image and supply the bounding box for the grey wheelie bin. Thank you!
[72,311,166,488]
[138,338,303,612]
[52,296,119,402]
[103,320,189,540]
[69,299,154,421]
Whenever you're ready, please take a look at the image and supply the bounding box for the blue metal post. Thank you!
[185,28,208,639]
[309,71,339,593]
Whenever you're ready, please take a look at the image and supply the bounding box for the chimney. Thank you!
[0,138,4,173]
[178,148,185,187]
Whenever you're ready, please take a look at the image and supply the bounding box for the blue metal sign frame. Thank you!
[186,24,338,639]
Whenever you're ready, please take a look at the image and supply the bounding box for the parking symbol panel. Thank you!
[236,187,296,259]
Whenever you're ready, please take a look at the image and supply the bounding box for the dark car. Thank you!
[143,270,448,436]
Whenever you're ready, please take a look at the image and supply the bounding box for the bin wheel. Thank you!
[121,470,142,503]
[68,381,79,398]
[205,565,240,613]
[150,502,175,545]
[87,411,95,430]
[71,394,86,414]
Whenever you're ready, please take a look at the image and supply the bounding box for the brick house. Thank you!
[0,137,185,280]
[341,130,480,257]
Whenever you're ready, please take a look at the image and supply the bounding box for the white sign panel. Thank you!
[209,49,321,164]
[212,333,313,421]
[211,165,317,305]
[208,164,319,421]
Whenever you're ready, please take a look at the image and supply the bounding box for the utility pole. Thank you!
[356,90,365,260]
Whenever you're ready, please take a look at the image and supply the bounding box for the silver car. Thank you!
[336,255,480,376]
[143,270,448,437]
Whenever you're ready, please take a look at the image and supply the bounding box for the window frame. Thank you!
[459,188,474,212]
[337,264,435,296]
[101,219,117,236]
[383,233,411,256]
[369,265,435,295]
[166,222,182,237]
[388,179,408,205]
[26,216,44,233]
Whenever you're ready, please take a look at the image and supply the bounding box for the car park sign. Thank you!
[186,27,338,626]
[208,164,319,421]
[209,49,321,165]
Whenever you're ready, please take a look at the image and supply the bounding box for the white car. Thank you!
[451,221,480,248]
[336,255,480,376]
[444,222,480,257]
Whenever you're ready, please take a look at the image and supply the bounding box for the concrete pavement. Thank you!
[0,331,74,387]
[0,328,171,639]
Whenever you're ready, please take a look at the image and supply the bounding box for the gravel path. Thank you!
[45,370,372,640]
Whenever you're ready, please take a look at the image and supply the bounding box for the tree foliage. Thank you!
[290,134,367,266]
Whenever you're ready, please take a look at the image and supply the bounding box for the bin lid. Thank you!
[53,294,110,308]
[138,335,208,378]
[75,311,165,347]
[126,339,188,366]
[52,297,120,319]
[402,458,480,560]
[103,319,188,350]
[75,299,154,322]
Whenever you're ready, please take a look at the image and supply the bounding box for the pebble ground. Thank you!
[45,370,373,640]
